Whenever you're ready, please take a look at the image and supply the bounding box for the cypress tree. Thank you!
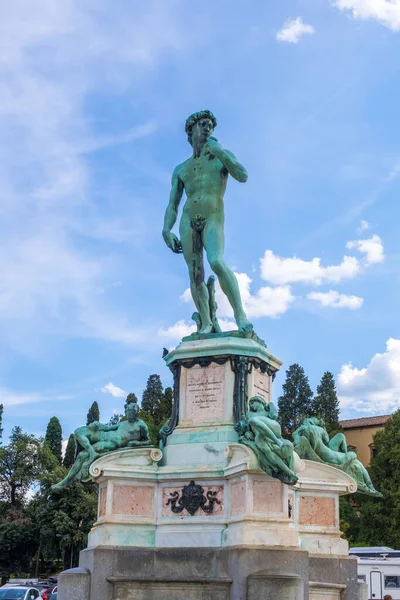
[63,434,76,468]
[312,371,340,432]
[278,363,313,436]
[0,403,3,441]
[86,401,100,425]
[45,416,63,464]
[141,375,164,421]
[156,387,173,425]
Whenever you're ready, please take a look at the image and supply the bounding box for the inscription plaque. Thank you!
[185,365,225,422]
[252,369,270,401]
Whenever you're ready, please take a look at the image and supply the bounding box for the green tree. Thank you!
[312,371,340,432]
[0,427,43,506]
[155,386,173,426]
[63,434,76,469]
[86,401,100,425]
[278,364,313,436]
[45,416,63,464]
[141,375,164,421]
[0,507,38,581]
[357,410,400,547]
[0,404,3,442]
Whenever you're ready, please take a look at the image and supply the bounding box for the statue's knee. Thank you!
[209,257,224,275]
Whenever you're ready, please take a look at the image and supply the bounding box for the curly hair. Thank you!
[185,110,217,145]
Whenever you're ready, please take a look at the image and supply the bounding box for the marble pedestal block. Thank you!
[58,335,359,600]
[160,336,281,466]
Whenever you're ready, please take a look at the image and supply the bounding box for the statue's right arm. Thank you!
[162,167,184,254]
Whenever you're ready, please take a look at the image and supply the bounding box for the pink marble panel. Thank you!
[112,485,154,517]
[162,485,224,517]
[230,480,247,515]
[299,496,335,527]
[99,486,107,517]
[253,479,283,513]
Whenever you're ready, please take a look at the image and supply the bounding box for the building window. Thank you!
[385,575,400,589]
[369,444,378,460]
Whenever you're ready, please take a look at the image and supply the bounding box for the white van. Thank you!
[357,556,400,599]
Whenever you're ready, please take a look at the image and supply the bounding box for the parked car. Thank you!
[0,587,41,600]
[40,588,55,600]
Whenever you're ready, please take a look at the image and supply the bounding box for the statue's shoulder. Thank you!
[174,158,191,178]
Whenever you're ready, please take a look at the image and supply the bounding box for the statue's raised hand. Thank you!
[163,230,182,254]
[206,136,224,158]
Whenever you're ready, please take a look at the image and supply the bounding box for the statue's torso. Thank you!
[178,155,228,221]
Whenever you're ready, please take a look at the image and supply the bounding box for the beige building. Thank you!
[339,415,390,466]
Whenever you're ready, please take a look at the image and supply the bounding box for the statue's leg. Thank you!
[180,217,212,333]
[92,440,118,453]
[74,428,99,461]
[51,452,88,490]
[204,222,253,333]
[329,433,347,453]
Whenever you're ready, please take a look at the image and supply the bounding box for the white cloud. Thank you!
[100,382,127,398]
[338,338,400,413]
[276,17,315,43]
[332,0,400,31]
[308,290,364,309]
[358,220,370,233]
[0,1,191,355]
[0,388,41,407]
[346,234,385,264]
[260,250,360,286]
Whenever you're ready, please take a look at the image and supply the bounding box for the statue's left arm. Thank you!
[206,137,248,183]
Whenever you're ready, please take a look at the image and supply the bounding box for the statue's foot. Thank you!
[198,322,213,334]
[237,316,253,333]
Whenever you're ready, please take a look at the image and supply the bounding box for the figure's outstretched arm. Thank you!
[162,167,184,253]
[206,138,248,183]
[98,423,119,432]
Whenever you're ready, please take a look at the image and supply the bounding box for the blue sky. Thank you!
[1,0,400,443]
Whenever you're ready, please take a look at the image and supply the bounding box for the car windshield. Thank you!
[0,590,27,599]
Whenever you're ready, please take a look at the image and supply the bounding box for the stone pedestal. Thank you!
[58,336,358,600]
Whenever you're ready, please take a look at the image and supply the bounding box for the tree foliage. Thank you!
[0,404,3,442]
[355,410,400,547]
[63,434,76,469]
[312,371,340,432]
[86,401,100,425]
[45,416,63,464]
[278,364,313,436]
[0,428,43,505]
[141,375,164,421]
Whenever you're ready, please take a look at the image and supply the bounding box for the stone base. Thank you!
[57,546,358,600]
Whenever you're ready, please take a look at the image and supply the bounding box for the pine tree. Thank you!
[312,371,340,432]
[45,416,63,464]
[141,375,164,421]
[357,410,400,547]
[278,363,313,436]
[0,404,3,442]
[86,401,100,425]
[63,434,76,468]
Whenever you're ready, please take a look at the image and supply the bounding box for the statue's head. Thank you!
[304,416,325,428]
[185,110,217,146]
[125,401,139,422]
[249,396,277,419]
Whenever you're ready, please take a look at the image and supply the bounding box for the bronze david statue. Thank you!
[163,110,253,335]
